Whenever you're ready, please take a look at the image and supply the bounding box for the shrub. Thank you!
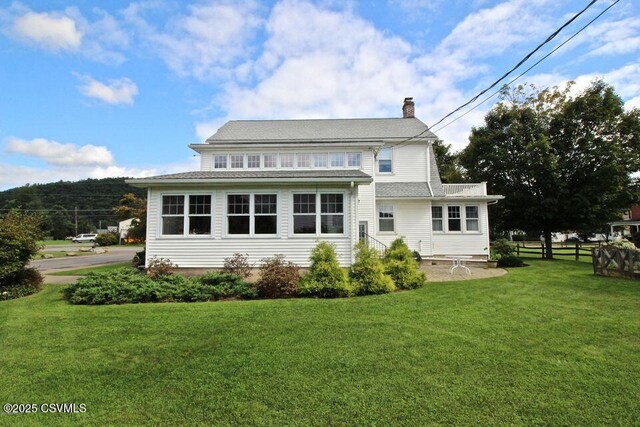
[146,257,177,280]
[511,233,527,242]
[497,255,524,268]
[607,239,639,251]
[95,233,118,246]
[132,249,145,268]
[491,239,514,258]
[300,241,351,298]
[255,255,300,298]
[222,253,253,279]
[64,268,255,304]
[199,272,257,300]
[0,268,43,301]
[0,212,43,286]
[350,241,395,295]
[383,238,426,290]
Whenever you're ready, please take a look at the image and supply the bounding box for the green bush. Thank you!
[300,241,351,298]
[95,233,118,246]
[383,238,426,290]
[146,257,177,280]
[511,233,527,242]
[350,241,395,295]
[64,268,255,305]
[491,239,514,258]
[255,255,300,298]
[497,255,524,268]
[0,268,43,301]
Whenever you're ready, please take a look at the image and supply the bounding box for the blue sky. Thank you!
[0,0,638,189]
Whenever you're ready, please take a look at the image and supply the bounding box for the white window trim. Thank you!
[432,203,482,234]
[431,205,444,233]
[224,191,280,238]
[289,190,348,237]
[377,204,396,234]
[158,192,215,238]
[377,146,393,174]
[213,154,228,169]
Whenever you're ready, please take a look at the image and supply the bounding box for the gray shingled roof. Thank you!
[376,182,432,198]
[205,117,437,144]
[127,169,372,186]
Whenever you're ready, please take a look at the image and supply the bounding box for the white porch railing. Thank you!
[442,183,487,196]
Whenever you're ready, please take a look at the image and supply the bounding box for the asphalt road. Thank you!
[31,246,142,273]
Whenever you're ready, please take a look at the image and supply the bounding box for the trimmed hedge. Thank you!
[64,268,255,305]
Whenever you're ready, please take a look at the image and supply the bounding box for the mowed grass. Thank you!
[48,262,132,276]
[1,260,639,426]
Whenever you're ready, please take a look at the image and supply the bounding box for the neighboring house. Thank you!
[128,98,503,268]
[119,218,136,242]
[608,205,640,237]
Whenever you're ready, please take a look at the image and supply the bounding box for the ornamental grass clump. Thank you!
[350,241,395,295]
[300,241,351,298]
[384,238,426,290]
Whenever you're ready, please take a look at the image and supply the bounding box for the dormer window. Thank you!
[378,147,392,173]
[330,153,344,167]
[314,153,328,168]
[263,154,277,168]
[247,154,260,168]
[230,154,244,169]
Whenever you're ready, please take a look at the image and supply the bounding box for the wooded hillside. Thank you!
[0,178,146,238]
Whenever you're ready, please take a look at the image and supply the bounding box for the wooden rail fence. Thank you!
[515,242,594,261]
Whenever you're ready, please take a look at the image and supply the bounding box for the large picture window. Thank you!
[293,193,345,235]
[432,204,480,233]
[378,147,392,173]
[378,205,395,232]
[162,195,212,236]
[227,193,278,236]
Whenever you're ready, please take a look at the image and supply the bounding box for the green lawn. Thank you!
[48,262,132,276]
[1,260,639,426]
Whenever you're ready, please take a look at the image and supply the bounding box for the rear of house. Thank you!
[128,98,503,268]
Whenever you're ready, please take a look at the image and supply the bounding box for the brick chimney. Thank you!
[402,97,414,118]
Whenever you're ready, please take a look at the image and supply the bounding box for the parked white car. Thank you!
[72,233,98,243]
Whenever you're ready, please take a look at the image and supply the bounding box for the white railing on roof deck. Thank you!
[442,183,487,196]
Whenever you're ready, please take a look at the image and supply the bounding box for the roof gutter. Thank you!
[126,176,373,188]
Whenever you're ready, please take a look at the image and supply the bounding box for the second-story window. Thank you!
[347,152,361,168]
[263,154,277,168]
[330,153,344,167]
[313,153,328,168]
[230,154,244,169]
[280,153,294,168]
[296,153,311,168]
[214,155,227,169]
[247,154,260,168]
[378,147,392,173]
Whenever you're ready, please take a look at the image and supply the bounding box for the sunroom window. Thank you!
[448,206,461,231]
[466,206,479,231]
[162,195,184,235]
[227,195,250,234]
[293,194,316,234]
[162,195,211,236]
[432,206,443,231]
[320,194,344,234]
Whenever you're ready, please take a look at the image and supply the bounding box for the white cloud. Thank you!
[2,4,128,63]
[75,74,138,105]
[5,138,115,167]
[124,1,263,80]
[12,11,83,51]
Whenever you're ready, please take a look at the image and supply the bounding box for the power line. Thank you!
[431,0,620,134]
[391,0,603,150]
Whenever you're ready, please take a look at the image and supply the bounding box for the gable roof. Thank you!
[205,117,437,144]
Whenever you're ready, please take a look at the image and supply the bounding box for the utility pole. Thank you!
[74,206,78,235]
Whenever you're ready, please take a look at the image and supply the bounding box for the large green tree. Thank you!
[460,81,640,258]
[113,193,147,241]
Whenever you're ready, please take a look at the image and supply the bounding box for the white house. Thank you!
[128,98,503,268]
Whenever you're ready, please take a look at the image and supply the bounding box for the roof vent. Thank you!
[402,97,414,118]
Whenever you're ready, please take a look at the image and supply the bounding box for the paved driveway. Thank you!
[31,246,142,273]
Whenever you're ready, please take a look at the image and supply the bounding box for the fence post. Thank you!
[541,243,545,259]
[517,243,520,256]
[575,243,579,261]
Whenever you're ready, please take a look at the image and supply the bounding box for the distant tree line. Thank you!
[0,178,146,239]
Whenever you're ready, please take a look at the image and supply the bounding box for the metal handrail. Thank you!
[359,231,388,255]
